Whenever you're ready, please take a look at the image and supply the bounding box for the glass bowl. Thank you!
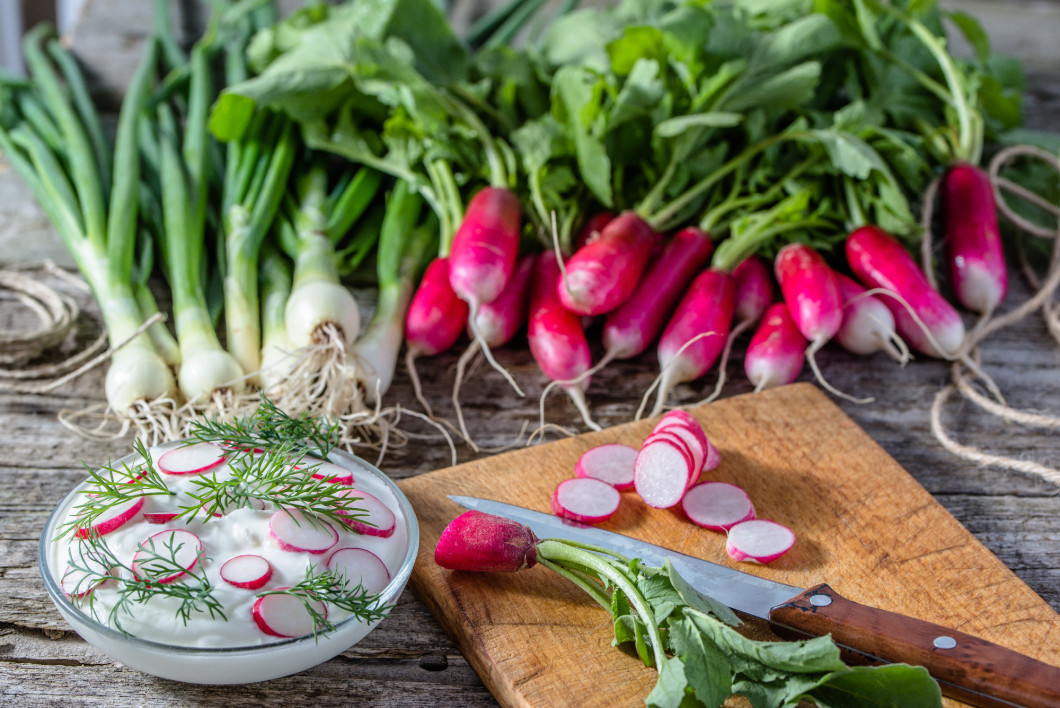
[37,442,418,684]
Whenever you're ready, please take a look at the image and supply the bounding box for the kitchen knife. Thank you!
[449,495,1060,708]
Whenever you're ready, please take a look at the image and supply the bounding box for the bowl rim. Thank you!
[37,441,419,655]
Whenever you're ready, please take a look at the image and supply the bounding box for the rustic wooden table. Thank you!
[1,1,1059,706]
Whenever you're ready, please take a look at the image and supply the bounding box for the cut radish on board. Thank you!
[726,519,795,563]
[220,554,273,589]
[269,509,338,554]
[308,461,354,485]
[574,444,637,490]
[336,489,396,538]
[648,426,704,479]
[158,442,226,475]
[654,410,720,472]
[252,590,326,638]
[74,495,144,538]
[131,529,203,583]
[327,547,391,595]
[681,482,756,532]
[551,477,621,524]
[634,439,693,509]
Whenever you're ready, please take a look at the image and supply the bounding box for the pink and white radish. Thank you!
[220,554,273,590]
[600,226,714,361]
[327,547,391,595]
[335,489,397,538]
[74,495,144,538]
[62,561,113,598]
[646,268,735,417]
[157,442,225,476]
[744,302,806,392]
[528,252,599,430]
[131,529,203,584]
[834,273,910,363]
[681,482,756,532]
[725,519,795,564]
[551,477,621,524]
[268,509,338,554]
[143,511,180,524]
[572,211,615,252]
[308,460,354,486]
[846,225,966,358]
[448,187,522,310]
[942,162,1007,315]
[575,444,637,490]
[252,590,326,638]
[435,510,538,572]
[653,409,719,473]
[644,429,701,484]
[634,438,695,509]
[557,211,658,316]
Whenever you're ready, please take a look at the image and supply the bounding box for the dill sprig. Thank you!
[258,564,389,638]
[57,439,173,540]
[65,531,226,635]
[189,395,340,459]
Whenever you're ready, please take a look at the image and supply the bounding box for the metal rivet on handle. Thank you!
[809,594,832,607]
[934,636,958,650]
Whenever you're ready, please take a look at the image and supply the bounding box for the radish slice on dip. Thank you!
[681,482,756,532]
[143,511,180,525]
[74,495,144,538]
[336,489,396,538]
[308,461,354,486]
[252,591,326,638]
[725,519,795,564]
[551,477,621,524]
[62,562,112,599]
[131,529,203,584]
[158,442,225,476]
[575,444,637,490]
[220,554,273,590]
[327,547,391,595]
[269,509,338,554]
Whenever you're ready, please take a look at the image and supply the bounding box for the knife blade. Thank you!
[449,495,1060,708]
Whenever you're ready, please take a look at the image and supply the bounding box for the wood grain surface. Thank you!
[399,384,1060,708]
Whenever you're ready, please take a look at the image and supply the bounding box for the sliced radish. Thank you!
[551,477,621,524]
[327,547,391,595]
[681,482,756,532]
[61,562,113,599]
[649,425,704,478]
[220,554,273,590]
[655,410,720,472]
[143,511,180,524]
[158,442,226,476]
[634,439,693,509]
[131,529,203,583]
[702,438,721,472]
[269,509,339,554]
[336,489,396,538]
[308,460,354,485]
[74,495,144,538]
[252,590,326,638]
[726,519,795,564]
[574,444,637,490]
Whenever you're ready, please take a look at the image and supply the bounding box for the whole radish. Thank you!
[744,302,806,391]
[435,510,538,572]
[405,256,469,415]
[529,252,599,430]
[834,273,910,363]
[846,225,966,358]
[645,268,735,417]
[941,162,1007,315]
[448,187,522,309]
[572,211,615,252]
[601,226,714,361]
[558,211,658,316]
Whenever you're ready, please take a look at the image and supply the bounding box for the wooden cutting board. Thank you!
[397,383,1060,708]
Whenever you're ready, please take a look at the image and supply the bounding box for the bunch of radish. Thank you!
[550,411,795,564]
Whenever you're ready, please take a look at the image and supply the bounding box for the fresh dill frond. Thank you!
[258,564,389,638]
[189,394,341,458]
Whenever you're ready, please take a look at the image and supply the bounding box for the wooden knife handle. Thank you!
[768,584,1060,708]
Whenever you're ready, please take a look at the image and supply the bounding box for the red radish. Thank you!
[601,226,714,361]
[557,211,658,316]
[653,409,713,471]
[448,187,522,309]
[62,563,112,599]
[336,489,397,538]
[651,424,706,475]
[725,519,795,564]
[744,303,806,392]
[575,444,637,490]
[157,442,225,476]
[220,554,273,590]
[634,438,695,509]
[405,256,470,414]
[644,429,701,482]
[308,461,354,486]
[732,257,774,325]
[435,510,538,572]
[835,273,910,363]
[327,547,391,595]
[942,162,1007,314]
[647,268,735,417]
[681,482,756,532]
[252,590,326,638]
[74,495,144,538]
[268,509,338,554]
[143,511,180,524]
[131,529,203,584]
[551,477,621,524]
[528,253,598,429]
[846,225,966,358]
[572,211,615,252]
